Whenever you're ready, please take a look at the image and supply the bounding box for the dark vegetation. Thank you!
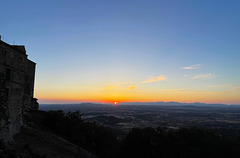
[24,110,240,158]
[124,127,240,158]
[25,110,118,158]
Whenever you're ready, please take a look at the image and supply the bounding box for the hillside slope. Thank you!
[13,126,97,158]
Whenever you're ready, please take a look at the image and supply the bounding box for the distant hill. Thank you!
[118,101,239,107]
[40,103,113,112]
[40,101,240,111]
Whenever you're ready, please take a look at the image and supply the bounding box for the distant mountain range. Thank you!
[117,101,238,106]
[40,101,240,107]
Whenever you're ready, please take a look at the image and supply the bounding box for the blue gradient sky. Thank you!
[1,0,240,104]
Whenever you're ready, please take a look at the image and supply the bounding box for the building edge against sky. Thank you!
[0,36,38,142]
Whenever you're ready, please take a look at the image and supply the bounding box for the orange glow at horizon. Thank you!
[37,91,240,105]
[35,85,240,105]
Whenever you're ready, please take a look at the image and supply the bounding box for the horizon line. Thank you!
[39,101,240,106]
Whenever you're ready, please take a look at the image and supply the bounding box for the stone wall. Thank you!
[0,40,37,142]
[0,73,11,141]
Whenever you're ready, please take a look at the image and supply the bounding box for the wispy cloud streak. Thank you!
[141,76,166,84]
[181,64,201,70]
[117,82,133,85]
[193,73,216,79]
[128,85,136,90]
[159,89,186,93]
[104,86,116,90]
[191,91,231,94]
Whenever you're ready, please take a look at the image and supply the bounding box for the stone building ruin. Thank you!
[0,36,38,142]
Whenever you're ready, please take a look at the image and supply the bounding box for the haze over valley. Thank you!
[40,102,240,137]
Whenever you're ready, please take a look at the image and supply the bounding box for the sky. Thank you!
[0,0,240,104]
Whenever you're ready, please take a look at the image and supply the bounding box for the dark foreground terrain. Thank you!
[1,110,240,158]
[21,110,240,157]
[2,104,240,158]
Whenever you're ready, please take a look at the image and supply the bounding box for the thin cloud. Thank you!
[106,83,113,86]
[181,64,201,70]
[128,85,136,90]
[160,89,185,92]
[183,74,192,79]
[209,84,232,88]
[104,86,116,90]
[191,91,231,94]
[141,75,166,84]
[232,86,240,92]
[163,91,232,94]
[117,82,133,85]
[193,73,216,79]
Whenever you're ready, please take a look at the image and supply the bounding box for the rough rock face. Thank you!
[0,38,38,142]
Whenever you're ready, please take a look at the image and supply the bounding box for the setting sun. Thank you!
[114,102,118,105]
